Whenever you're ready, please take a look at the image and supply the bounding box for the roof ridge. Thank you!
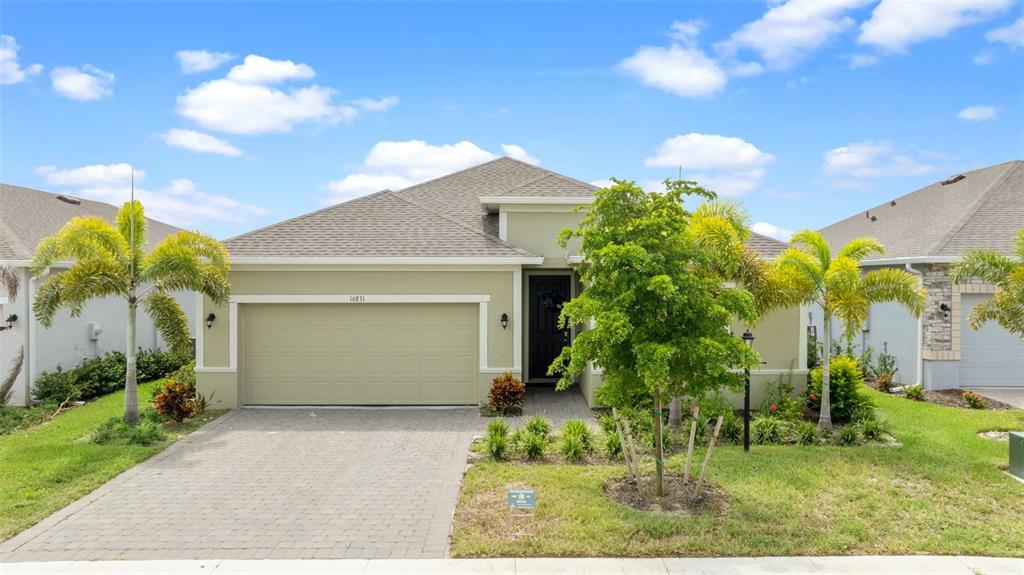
[383,191,537,258]
[929,160,1022,256]
[748,230,788,247]
[224,189,394,244]
[392,156,517,196]
[496,170,599,197]
[494,157,602,192]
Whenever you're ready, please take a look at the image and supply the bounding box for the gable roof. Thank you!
[819,160,1023,261]
[0,183,182,263]
[225,156,788,261]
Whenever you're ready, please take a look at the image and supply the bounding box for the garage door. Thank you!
[242,303,479,405]
[960,294,1024,387]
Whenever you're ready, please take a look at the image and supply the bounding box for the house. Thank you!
[0,184,196,406]
[818,160,1024,390]
[196,157,805,408]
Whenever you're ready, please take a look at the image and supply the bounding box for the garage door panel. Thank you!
[960,294,1024,387]
[243,303,479,405]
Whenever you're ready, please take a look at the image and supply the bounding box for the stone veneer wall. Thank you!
[921,263,952,355]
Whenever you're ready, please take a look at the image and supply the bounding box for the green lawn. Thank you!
[0,381,224,541]
[452,389,1024,557]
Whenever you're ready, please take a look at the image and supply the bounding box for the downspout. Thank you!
[24,268,35,406]
[905,263,923,387]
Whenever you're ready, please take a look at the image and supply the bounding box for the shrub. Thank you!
[137,348,190,381]
[152,380,196,422]
[487,372,525,415]
[561,419,594,451]
[484,432,508,460]
[603,430,623,458]
[857,418,886,442]
[836,424,861,446]
[74,352,127,398]
[91,416,164,446]
[963,391,987,410]
[905,384,925,401]
[520,432,547,460]
[796,421,819,445]
[32,368,81,404]
[561,434,587,462]
[807,356,873,424]
[486,418,509,439]
[752,416,783,444]
[170,361,196,387]
[524,415,552,439]
[720,412,743,444]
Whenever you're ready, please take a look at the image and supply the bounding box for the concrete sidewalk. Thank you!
[1,556,1020,574]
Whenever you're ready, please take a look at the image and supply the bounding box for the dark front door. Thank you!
[528,275,571,380]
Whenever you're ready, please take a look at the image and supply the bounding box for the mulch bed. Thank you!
[605,474,727,515]
[922,389,1016,410]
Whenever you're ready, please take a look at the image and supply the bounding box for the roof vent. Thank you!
[941,174,965,185]
[870,215,877,222]
[890,200,897,206]
[865,210,871,219]
[56,195,82,205]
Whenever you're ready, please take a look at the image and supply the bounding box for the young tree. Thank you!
[551,179,762,496]
[950,228,1024,338]
[31,201,230,423]
[774,231,926,430]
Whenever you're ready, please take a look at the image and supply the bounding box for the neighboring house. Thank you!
[196,157,805,408]
[818,160,1024,390]
[0,184,196,406]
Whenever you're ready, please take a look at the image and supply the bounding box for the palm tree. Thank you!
[774,231,926,430]
[950,228,1024,338]
[0,265,23,405]
[31,200,230,423]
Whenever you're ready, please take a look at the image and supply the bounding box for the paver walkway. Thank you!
[2,556,1021,574]
[0,407,481,562]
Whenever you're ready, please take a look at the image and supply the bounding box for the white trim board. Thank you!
[230,256,544,266]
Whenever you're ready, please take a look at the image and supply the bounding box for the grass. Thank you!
[0,403,56,435]
[0,381,224,541]
[451,389,1024,557]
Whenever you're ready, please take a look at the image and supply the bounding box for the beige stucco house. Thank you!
[196,157,806,408]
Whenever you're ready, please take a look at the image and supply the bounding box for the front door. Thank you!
[528,275,571,380]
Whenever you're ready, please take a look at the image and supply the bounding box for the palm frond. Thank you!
[155,230,230,271]
[950,249,1016,285]
[31,217,129,274]
[142,230,231,304]
[57,259,130,317]
[774,247,825,295]
[32,275,64,328]
[837,237,885,262]
[823,256,861,296]
[693,200,751,242]
[789,229,832,269]
[859,267,927,317]
[1014,229,1024,261]
[827,291,870,344]
[116,200,147,257]
[0,265,20,300]
[143,291,192,355]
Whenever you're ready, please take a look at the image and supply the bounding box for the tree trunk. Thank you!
[668,396,682,429]
[818,312,833,431]
[124,298,139,424]
[653,387,664,497]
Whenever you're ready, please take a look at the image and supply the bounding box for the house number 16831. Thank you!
[349,295,366,303]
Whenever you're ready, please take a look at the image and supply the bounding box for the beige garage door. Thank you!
[242,303,478,405]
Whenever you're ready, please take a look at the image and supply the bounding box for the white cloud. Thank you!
[718,0,873,70]
[645,133,775,196]
[50,65,114,101]
[325,140,536,204]
[986,16,1024,47]
[973,50,996,64]
[849,53,880,68]
[728,61,765,76]
[752,222,794,242]
[958,105,998,121]
[590,179,615,189]
[352,95,400,112]
[176,54,391,135]
[501,144,540,165]
[669,19,706,46]
[859,0,1012,53]
[36,164,266,227]
[619,44,727,98]
[225,55,315,84]
[161,128,243,156]
[821,141,936,181]
[0,35,42,85]
[176,50,234,74]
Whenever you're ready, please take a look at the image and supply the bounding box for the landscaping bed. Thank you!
[922,389,1016,410]
[0,380,224,541]
[451,389,1024,558]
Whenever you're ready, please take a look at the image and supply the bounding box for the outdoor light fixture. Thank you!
[940,303,951,319]
[2,314,16,331]
[500,313,509,330]
[742,330,755,453]
[205,313,216,329]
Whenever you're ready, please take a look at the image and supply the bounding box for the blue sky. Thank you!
[2,1,1022,241]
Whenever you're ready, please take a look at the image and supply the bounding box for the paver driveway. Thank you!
[0,407,480,562]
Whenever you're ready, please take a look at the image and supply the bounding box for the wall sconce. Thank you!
[939,303,950,319]
[3,314,16,331]
[499,313,509,330]
[205,313,217,329]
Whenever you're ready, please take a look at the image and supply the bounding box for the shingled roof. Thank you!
[0,183,182,262]
[819,160,1023,261]
[225,156,788,260]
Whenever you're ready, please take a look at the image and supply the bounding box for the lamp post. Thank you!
[742,330,755,453]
